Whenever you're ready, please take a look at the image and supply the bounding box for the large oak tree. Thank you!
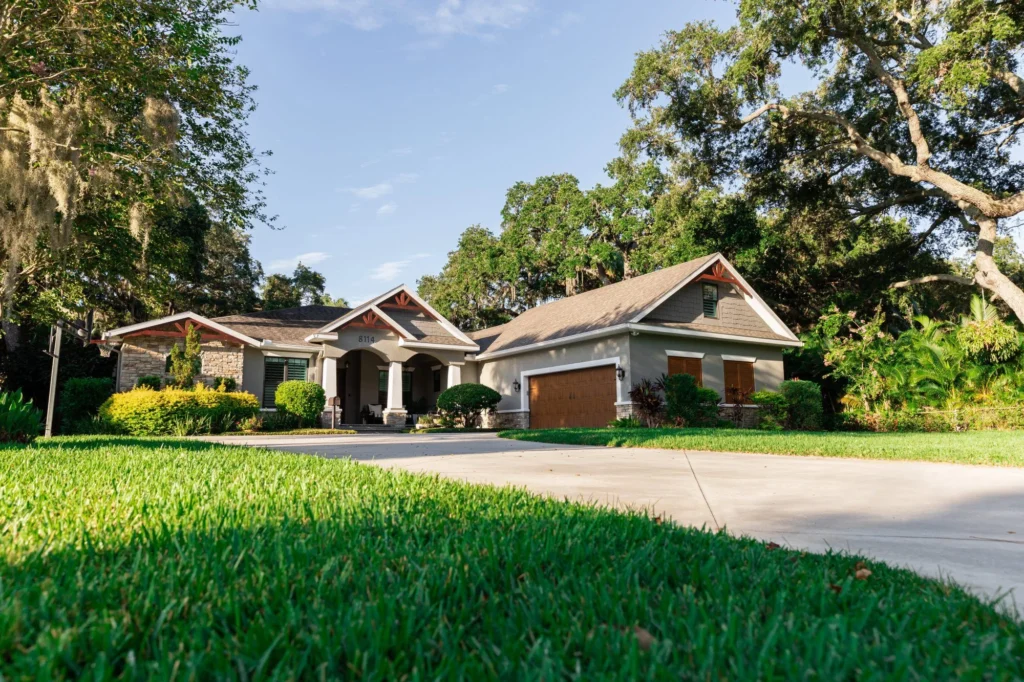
[616,0,1024,321]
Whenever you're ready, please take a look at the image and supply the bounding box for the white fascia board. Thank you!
[305,332,338,342]
[721,354,757,362]
[260,341,318,353]
[628,323,803,348]
[473,324,630,361]
[398,338,480,352]
[399,287,479,346]
[666,350,705,359]
[629,253,720,324]
[103,311,260,347]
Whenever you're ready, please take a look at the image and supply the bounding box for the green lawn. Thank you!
[0,437,1020,678]
[500,427,1024,467]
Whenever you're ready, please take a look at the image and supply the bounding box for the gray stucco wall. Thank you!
[241,347,318,408]
[628,332,784,400]
[474,333,632,412]
[648,281,774,337]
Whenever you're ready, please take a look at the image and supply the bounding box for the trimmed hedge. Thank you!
[274,381,326,427]
[750,390,788,430]
[781,380,824,430]
[99,385,259,435]
[662,373,720,427]
[437,383,501,428]
[60,377,113,434]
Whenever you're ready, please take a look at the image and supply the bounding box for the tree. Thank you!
[260,264,335,311]
[1,0,268,345]
[615,0,1024,322]
[168,325,202,388]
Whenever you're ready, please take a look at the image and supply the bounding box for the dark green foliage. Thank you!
[662,373,720,427]
[750,391,788,430]
[436,383,501,428]
[628,379,664,427]
[780,381,824,431]
[0,438,1021,677]
[260,411,301,432]
[274,381,326,427]
[212,376,237,392]
[608,417,643,428]
[0,390,42,443]
[135,375,162,391]
[60,378,113,434]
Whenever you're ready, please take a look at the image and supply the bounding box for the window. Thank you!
[702,283,719,318]
[377,369,388,405]
[432,369,442,393]
[723,360,755,404]
[402,370,413,407]
[668,356,703,386]
[262,357,308,408]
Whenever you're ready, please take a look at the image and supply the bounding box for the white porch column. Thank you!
[321,356,338,401]
[447,362,463,388]
[385,360,403,409]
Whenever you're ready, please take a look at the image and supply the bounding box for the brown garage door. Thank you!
[529,365,617,429]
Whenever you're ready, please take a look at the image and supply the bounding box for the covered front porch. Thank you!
[320,349,464,426]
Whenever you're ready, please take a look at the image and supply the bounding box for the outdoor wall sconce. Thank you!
[616,367,626,381]
[512,379,521,393]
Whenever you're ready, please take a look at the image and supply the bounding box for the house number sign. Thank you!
[358,335,376,344]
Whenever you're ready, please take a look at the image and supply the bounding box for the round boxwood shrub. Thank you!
[749,390,788,430]
[662,373,720,427]
[60,377,113,434]
[781,380,824,430]
[436,383,501,428]
[275,381,326,427]
[99,385,259,435]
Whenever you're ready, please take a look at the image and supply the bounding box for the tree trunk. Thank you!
[974,217,1024,321]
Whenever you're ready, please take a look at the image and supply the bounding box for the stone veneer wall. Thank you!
[118,336,245,391]
[481,410,529,430]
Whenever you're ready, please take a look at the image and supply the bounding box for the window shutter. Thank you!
[723,360,755,404]
[668,356,703,386]
[286,358,308,381]
[262,358,286,408]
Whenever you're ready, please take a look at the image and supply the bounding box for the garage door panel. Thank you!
[529,365,616,429]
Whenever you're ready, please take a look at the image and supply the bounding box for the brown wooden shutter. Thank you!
[668,356,703,386]
[723,360,755,404]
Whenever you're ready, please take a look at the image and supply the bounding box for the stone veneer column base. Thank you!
[383,410,408,427]
[481,410,530,430]
[614,403,634,420]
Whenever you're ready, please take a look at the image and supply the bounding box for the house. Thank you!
[102,253,802,428]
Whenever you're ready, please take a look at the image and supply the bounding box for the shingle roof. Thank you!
[468,254,718,354]
[384,308,476,348]
[640,320,792,342]
[213,305,348,347]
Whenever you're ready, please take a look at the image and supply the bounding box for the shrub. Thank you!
[0,389,43,443]
[436,383,501,428]
[60,377,113,434]
[168,325,202,388]
[750,390,788,430]
[662,373,720,427]
[608,416,643,429]
[99,385,259,435]
[261,410,300,432]
[135,375,162,390]
[213,376,237,392]
[629,378,664,427]
[781,380,823,430]
[274,381,326,427]
[238,415,263,432]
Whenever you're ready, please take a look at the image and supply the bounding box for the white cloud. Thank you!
[377,203,397,216]
[370,253,430,281]
[491,83,509,95]
[345,182,394,199]
[268,251,332,272]
[265,0,535,40]
[394,172,419,183]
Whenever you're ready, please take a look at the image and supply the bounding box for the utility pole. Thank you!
[43,313,93,438]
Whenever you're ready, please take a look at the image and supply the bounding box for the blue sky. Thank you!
[233,0,738,304]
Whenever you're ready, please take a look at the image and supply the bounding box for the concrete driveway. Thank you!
[205,432,1024,611]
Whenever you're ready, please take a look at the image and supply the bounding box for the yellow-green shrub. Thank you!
[99,385,259,435]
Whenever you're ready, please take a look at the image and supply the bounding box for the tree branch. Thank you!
[891,274,973,289]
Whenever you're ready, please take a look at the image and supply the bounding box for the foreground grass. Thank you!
[500,427,1024,467]
[0,438,1020,678]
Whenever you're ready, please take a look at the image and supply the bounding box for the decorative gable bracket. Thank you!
[696,262,750,296]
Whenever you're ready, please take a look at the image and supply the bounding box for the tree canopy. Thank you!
[615,0,1024,320]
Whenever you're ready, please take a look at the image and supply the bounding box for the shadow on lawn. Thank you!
[21,436,256,453]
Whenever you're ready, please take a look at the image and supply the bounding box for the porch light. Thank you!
[512,379,521,393]
[616,367,626,381]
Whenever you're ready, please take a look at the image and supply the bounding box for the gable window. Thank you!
[723,359,755,404]
[433,368,442,393]
[263,357,308,408]
[702,283,719,319]
[668,356,703,386]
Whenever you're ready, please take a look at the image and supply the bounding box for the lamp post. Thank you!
[43,313,94,438]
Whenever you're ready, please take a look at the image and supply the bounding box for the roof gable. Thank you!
[103,312,261,346]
